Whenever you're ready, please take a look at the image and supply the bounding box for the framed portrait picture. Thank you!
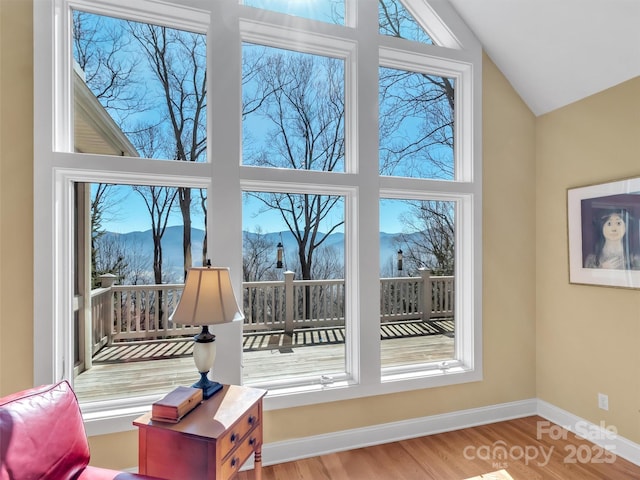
[568,177,640,288]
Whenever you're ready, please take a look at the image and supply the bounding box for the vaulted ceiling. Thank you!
[447,0,640,116]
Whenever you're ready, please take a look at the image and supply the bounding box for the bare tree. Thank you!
[244,49,345,281]
[399,200,455,276]
[90,183,111,284]
[242,45,281,117]
[92,234,126,288]
[310,245,343,279]
[94,234,151,286]
[198,189,208,266]
[128,22,207,280]
[379,67,454,179]
[242,228,278,282]
[378,0,434,43]
[119,238,153,285]
[256,194,344,281]
[73,10,147,122]
[132,186,178,284]
[380,254,397,278]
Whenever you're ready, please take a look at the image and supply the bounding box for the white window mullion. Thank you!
[34,0,68,386]
[209,2,244,386]
[353,0,381,387]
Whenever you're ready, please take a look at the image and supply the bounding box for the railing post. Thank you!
[284,271,295,335]
[420,269,432,321]
[99,273,117,288]
[99,274,117,346]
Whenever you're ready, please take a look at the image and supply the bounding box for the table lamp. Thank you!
[170,265,244,398]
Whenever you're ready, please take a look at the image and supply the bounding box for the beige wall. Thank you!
[0,0,34,397]
[536,76,640,443]
[1,1,542,470]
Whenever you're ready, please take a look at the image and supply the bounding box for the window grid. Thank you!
[34,0,481,428]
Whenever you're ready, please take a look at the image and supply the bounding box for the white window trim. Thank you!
[34,0,482,434]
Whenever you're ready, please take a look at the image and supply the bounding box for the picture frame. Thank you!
[568,177,640,288]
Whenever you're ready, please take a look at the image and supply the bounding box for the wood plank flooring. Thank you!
[237,416,640,480]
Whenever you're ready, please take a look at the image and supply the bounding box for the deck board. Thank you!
[74,320,454,403]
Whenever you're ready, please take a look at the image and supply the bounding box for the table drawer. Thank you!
[221,426,262,479]
[219,402,260,456]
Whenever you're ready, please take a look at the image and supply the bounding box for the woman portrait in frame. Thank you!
[583,209,640,270]
[568,177,640,289]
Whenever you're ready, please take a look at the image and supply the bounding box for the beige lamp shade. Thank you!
[171,267,244,326]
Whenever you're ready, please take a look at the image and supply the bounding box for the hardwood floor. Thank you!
[237,416,640,479]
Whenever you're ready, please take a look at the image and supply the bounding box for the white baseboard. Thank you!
[259,398,537,467]
[249,398,640,469]
[537,399,640,467]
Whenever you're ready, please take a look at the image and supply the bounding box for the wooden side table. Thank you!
[134,384,267,480]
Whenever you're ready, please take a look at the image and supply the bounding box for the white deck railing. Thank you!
[380,271,454,322]
[89,271,454,355]
[244,272,347,333]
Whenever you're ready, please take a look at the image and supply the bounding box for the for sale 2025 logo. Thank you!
[462,420,617,469]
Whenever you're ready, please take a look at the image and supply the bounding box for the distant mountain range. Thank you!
[100,225,410,274]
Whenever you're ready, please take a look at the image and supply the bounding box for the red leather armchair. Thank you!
[0,381,162,480]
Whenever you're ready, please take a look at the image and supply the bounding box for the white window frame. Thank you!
[34,0,482,435]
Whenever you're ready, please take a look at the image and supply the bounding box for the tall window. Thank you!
[242,191,346,385]
[379,198,455,372]
[35,0,481,432]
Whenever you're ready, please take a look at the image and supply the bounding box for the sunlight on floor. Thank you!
[464,470,514,480]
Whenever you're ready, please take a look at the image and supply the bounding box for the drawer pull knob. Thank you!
[230,432,238,443]
[248,415,256,425]
[231,457,239,468]
[249,437,256,446]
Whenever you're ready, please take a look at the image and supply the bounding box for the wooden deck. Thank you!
[74,320,454,403]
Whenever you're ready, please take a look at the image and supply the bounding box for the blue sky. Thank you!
[243,0,342,24]
[99,184,410,234]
